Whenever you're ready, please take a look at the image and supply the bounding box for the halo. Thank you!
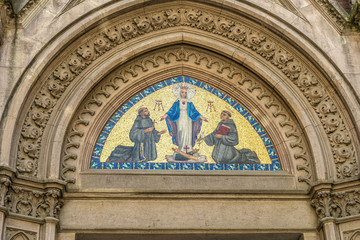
[172,83,196,100]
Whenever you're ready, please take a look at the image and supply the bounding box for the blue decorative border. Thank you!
[91,76,281,171]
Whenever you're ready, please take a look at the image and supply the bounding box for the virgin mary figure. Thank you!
[160,83,207,160]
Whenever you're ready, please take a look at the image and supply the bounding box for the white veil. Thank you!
[172,83,196,100]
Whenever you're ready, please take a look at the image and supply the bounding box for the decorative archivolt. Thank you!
[16,6,358,181]
[62,46,311,184]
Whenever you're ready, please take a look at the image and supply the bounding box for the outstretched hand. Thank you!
[144,127,154,133]
[160,114,168,121]
[200,116,208,122]
[157,130,167,135]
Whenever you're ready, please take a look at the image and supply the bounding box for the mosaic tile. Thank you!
[184,76,201,86]
[244,113,258,125]
[267,146,277,159]
[110,110,123,122]
[130,94,143,104]
[212,89,225,98]
[271,162,281,171]
[224,96,236,106]
[209,164,223,170]
[153,82,166,90]
[224,164,239,170]
[166,163,180,170]
[92,76,282,172]
[119,163,133,169]
[261,135,272,146]
[271,159,280,165]
[233,103,248,115]
[150,163,165,170]
[195,163,209,170]
[135,162,149,170]
[166,77,184,86]
[91,157,100,164]
[93,144,103,158]
[243,164,254,170]
[91,162,103,169]
[239,164,244,170]
[200,82,214,92]
[104,162,117,169]
[103,121,116,134]
[255,164,269,171]
[180,163,194,170]
[141,87,155,97]
[120,102,133,113]
[253,123,266,136]
[97,132,109,145]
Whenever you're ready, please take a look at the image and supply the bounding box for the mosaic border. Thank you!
[90,76,281,171]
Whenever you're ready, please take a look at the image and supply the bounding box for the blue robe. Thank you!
[165,100,202,147]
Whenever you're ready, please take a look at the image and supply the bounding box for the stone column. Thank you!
[44,217,59,240]
[311,182,360,240]
[0,207,6,240]
[321,218,339,240]
[0,177,10,240]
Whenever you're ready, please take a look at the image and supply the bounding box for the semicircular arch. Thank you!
[1,1,358,190]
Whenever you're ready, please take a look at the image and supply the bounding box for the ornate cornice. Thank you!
[14,0,49,27]
[312,0,347,32]
[16,7,358,181]
[0,172,64,221]
[62,46,312,185]
[311,183,360,222]
[312,0,360,32]
[16,0,39,19]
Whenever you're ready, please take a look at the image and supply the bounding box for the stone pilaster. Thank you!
[311,181,360,240]
[0,168,65,240]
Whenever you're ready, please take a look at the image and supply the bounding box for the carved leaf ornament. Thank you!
[16,7,357,182]
[311,190,360,220]
[0,178,63,220]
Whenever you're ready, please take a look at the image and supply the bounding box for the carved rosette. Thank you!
[16,7,358,181]
[311,189,360,221]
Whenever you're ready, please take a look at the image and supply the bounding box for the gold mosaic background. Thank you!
[100,86,271,164]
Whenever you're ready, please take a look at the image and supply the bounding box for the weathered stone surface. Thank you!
[0,1,359,240]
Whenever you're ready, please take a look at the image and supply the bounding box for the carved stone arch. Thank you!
[0,1,358,188]
[60,44,313,191]
[9,232,30,240]
[348,230,360,240]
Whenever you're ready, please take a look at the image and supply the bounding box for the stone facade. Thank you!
[0,0,359,239]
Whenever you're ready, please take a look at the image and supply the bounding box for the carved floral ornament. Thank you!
[311,188,360,221]
[0,177,63,220]
[16,7,358,181]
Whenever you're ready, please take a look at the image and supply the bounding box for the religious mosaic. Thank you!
[91,76,280,171]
